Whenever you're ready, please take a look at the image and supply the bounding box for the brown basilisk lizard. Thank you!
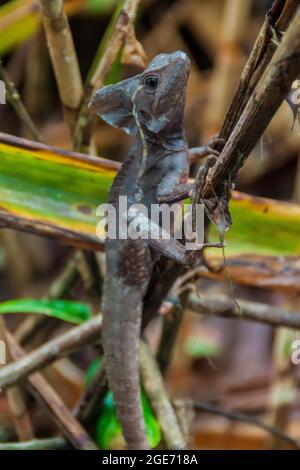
[89,51,222,450]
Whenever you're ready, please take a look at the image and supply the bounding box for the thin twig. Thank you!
[5,332,98,450]
[73,0,141,151]
[193,401,300,449]
[140,341,185,450]
[0,61,42,142]
[0,315,102,392]
[188,292,300,329]
[156,304,184,376]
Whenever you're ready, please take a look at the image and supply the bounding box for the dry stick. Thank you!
[0,317,34,441]
[0,315,102,392]
[268,327,296,449]
[188,292,300,329]
[73,11,129,151]
[199,7,300,208]
[5,332,98,450]
[38,0,83,136]
[220,0,298,141]
[0,437,68,450]
[140,341,185,450]
[73,0,141,151]
[156,304,184,376]
[193,401,300,449]
[156,268,201,375]
[0,61,42,142]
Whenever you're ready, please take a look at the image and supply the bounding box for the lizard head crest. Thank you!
[89,51,190,137]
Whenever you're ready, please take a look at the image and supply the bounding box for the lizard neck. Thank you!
[138,127,187,155]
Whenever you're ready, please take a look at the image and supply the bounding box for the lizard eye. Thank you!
[143,75,159,90]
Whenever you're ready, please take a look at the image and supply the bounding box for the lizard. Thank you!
[89,51,223,450]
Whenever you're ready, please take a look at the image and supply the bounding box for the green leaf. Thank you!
[0,298,92,324]
[0,0,114,56]
[85,356,103,386]
[94,391,161,449]
[86,0,119,15]
[85,358,161,449]
[1,133,300,259]
[0,0,39,56]
[209,192,300,257]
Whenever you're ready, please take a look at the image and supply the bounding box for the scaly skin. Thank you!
[90,52,191,450]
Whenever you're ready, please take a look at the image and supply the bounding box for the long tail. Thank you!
[102,277,149,450]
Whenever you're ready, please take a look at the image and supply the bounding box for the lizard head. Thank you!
[89,51,190,137]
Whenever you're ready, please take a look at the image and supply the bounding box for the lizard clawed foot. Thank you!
[207,135,226,150]
[204,135,226,158]
[184,241,225,267]
[189,135,226,164]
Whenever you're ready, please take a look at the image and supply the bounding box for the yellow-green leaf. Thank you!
[0,132,300,259]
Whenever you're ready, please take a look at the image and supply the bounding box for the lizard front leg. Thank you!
[157,137,226,204]
[128,206,223,267]
[189,136,225,164]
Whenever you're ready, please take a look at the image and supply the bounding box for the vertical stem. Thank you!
[140,341,185,450]
[268,326,297,449]
[38,0,83,136]
[0,61,42,142]
[156,305,184,376]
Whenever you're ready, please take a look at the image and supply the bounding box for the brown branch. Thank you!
[4,332,98,450]
[156,304,184,376]
[38,0,83,136]
[193,401,300,449]
[198,7,300,224]
[220,0,298,141]
[188,292,300,329]
[73,0,141,151]
[140,341,185,450]
[0,315,102,392]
